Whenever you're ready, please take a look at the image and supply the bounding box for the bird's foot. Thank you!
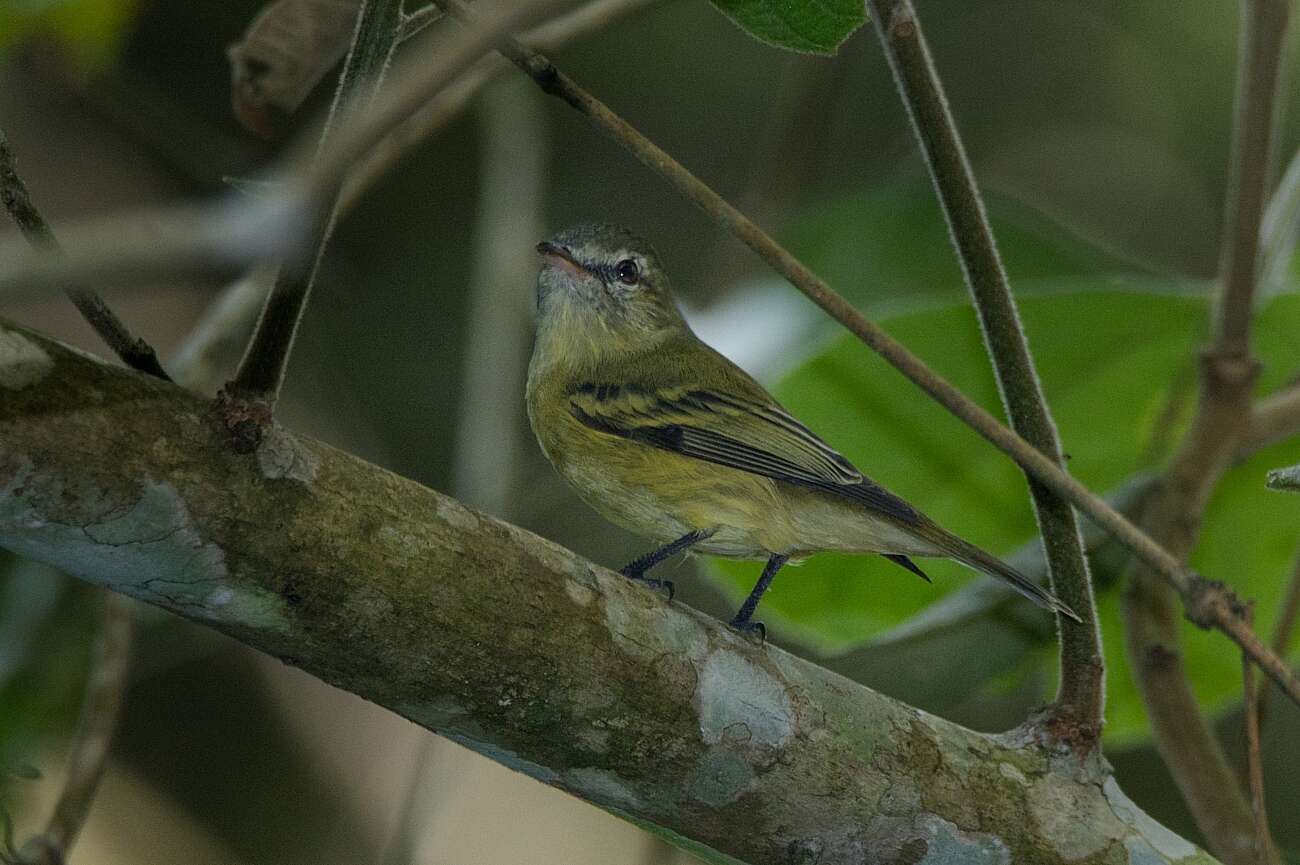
[728,616,766,643]
[618,566,675,600]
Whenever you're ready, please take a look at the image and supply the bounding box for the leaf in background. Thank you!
[707,0,864,54]
[227,0,360,138]
[782,177,1150,310]
[708,288,1300,742]
[0,0,143,71]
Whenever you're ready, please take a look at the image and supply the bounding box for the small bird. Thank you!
[526,224,1079,635]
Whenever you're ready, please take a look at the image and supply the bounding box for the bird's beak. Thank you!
[536,241,593,279]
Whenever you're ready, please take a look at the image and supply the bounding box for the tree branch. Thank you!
[229,0,405,404]
[1244,383,1300,452]
[15,593,133,865]
[0,128,169,380]
[1255,547,1300,727]
[1240,608,1277,865]
[1215,0,1290,358]
[431,0,1300,719]
[865,0,1101,746]
[0,318,1218,865]
[1122,1,1289,861]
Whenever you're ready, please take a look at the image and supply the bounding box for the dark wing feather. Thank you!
[568,384,920,526]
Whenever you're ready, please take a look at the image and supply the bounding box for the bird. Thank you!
[525,223,1079,636]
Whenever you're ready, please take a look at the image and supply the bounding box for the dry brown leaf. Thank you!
[227,0,361,138]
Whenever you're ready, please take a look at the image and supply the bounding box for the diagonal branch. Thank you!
[0,129,169,380]
[865,0,1101,746]
[430,0,1300,716]
[0,318,1218,865]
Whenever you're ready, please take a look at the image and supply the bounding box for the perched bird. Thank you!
[526,224,1079,635]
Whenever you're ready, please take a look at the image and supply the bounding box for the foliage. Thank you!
[706,0,864,54]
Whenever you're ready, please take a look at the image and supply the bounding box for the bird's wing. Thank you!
[567,383,920,525]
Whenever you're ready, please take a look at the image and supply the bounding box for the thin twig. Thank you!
[170,269,273,392]
[1255,548,1300,727]
[1241,606,1277,865]
[0,129,169,380]
[434,0,1300,714]
[1121,1,1290,861]
[1244,382,1300,452]
[230,0,406,403]
[866,0,1102,746]
[399,3,441,43]
[16,593,133,865]
[1216,0,1290,358]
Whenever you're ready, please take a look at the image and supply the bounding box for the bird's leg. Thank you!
[619,528,716,598]
[729,553,789,640]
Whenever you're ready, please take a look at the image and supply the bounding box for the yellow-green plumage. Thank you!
[526,224,1078,626]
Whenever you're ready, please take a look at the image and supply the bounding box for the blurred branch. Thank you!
[0,2,565,305]
[1121,1,1289,861]
[169,270,273,392]
[451,80,545,515]
[865,0,1101,747]
[14,594,133,865]
[0,128,170,380]
[1244,383,1300,452]
[230,0,406,404]
[340,0,657,219]
[1240,608,1277,865]
[434,0,1300,721]
[1216,0,1289,357]
[1259,147,1300,295]
[1256,549,1300,727]
[0,319,1217,865]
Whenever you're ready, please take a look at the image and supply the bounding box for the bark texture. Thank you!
[0,319,1214,865]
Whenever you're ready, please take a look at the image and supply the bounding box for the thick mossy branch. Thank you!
[0,320,1213,865]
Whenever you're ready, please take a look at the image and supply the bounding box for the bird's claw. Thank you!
[728,617,766,643]
[619,569,675,600]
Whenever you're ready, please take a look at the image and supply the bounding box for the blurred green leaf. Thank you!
[707,0,864,54]
[709,288,1300,742]
[782,178,1148,310]
[0,0,143,71]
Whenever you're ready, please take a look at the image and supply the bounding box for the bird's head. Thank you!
[534,224,686,349]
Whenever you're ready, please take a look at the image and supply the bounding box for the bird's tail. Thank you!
[917,523,1081,622]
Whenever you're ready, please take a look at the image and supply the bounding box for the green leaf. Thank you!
[782,178,1147,310]
[707,0,865,54]
[707,287,1300,742]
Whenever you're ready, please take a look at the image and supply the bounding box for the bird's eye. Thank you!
[614,258,640,285]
